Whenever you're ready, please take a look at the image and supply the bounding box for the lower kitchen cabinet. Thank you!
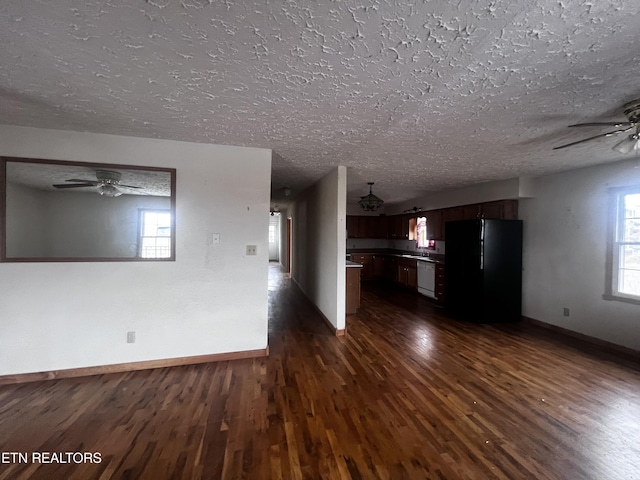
[351,254,373,280]
[435,264,445,304]
[385,256,398,282]
[397,259,417,290]
[372,254,385,278]
[346,267,361,314]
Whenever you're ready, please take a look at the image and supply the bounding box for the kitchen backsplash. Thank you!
[348,238,445,255]
[347,239,389,250]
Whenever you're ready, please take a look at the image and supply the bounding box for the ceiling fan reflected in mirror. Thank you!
[52,170,142,197]
[553,98,640,153]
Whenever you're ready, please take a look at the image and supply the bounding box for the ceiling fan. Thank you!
[52,170,142,197]
[553,98,640,153]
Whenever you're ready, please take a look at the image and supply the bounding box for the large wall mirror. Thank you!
[1,157,176,262]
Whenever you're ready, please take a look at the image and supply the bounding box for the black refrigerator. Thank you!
[445,219,523,322]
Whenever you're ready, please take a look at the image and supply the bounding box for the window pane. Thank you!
[140,210,172,258]
[624,193,640,218]
[623,219,640,242]
[618,243,640,296]
[620,244,640,269]
[619,268,640,296]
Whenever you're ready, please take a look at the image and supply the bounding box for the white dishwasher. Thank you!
[417,261,436,298]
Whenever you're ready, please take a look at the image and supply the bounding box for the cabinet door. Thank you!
[354,254,373,280]
[372,255,385,278]
[401,214,411,240]
[407,265,417,289]
[501,200,518,219]
[345,267,361,314]
[346,216,359,238]
[435,264,445,304]
[480,201,502,219]
[397,265,408,286]
[442,207,463,240]
[385,256,398,281]
[463,204,481,220]
[374,216,388,239]
[425,210,443,240]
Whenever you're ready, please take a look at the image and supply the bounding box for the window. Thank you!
[139,210,172,259]
[416,216,428,248]
[269,225,276,244]
[611,189,640,300]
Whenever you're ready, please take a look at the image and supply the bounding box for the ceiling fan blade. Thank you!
[118,184,142,189]
[65,179,100,185]
[553,127,633,150]
[52,183,96,189]
[568,122,632,128]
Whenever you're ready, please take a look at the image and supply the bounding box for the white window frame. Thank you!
[606,186,640,304]
[138,209,172,259]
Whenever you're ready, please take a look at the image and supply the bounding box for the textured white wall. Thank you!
[291,166,347,330]
[387,178,522,215]
[0,125,271,375]
[520,158,640,351]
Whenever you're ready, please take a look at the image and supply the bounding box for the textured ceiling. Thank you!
[2,0,640,207]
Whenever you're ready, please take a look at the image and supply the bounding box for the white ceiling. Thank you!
[2,1,640,207]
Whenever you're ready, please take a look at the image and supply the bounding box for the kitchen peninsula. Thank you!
[346,260,363,315]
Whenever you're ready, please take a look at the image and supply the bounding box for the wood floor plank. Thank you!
[1,264,639,479]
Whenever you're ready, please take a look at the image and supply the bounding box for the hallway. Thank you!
[0,264,639,479]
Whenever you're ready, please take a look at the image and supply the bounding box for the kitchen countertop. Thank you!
[347,249,444,264]
[346,260,364,268]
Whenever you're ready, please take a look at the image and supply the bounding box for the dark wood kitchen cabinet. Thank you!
[385,255,398,282]
[346,266,361,314]
[347,215,389,239]
[351,254,373,280]
[435,264,446,304]
[372,254,385,279]
[425,209,442,240]
[397,258,417,290]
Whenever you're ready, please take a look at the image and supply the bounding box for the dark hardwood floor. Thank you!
[1,263,639,479]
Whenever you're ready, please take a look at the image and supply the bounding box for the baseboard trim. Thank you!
[292,278,347,337]
[521,316,640,362]
[0,347,270,386]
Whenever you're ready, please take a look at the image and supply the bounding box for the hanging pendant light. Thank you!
[358,182,384,212]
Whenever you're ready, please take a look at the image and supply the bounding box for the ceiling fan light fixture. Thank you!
[612,134,640,154]
[358,182,384,212]
[98,183,122,197]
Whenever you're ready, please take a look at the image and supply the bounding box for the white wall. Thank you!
[290,166,347,330]
[0,125,271,375]
[387,177,523,215]
[520,158,640,351]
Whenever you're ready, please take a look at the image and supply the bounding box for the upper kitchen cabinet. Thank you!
[375,215,388,239]
[346,215,360,238]
[425,209,442,240]
[346,215,388,239]
[480,200,518,220]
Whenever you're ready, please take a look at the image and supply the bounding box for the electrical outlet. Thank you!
[563,308,570,317]
[212,233,220,245]
[246,245,257,255]
[127,331,136,343]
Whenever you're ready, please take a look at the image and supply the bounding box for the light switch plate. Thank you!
[246,245,257,255]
